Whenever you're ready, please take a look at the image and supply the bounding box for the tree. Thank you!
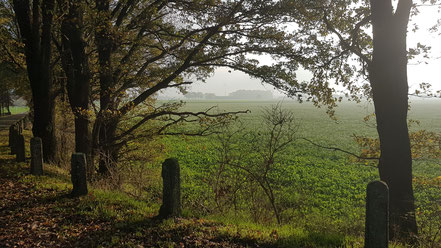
[63,0,303,176]
[0,0,30,113]
[277,0,426,240]
[11,0,303,177]
[12,0,57,162]
[184,92,204,99]
[369,0,416,239]
[57,0,92,169]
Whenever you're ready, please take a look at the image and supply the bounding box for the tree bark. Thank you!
[32,93,56,162]
[13,0,57,162]
[369,0,417,240]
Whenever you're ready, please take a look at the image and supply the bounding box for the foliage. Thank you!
[53,99,75,168]
[273,0,441,111]
[208,103,298,224]
[353,113,441,165]
[0,0,30,103]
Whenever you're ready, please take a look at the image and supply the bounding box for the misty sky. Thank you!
[161,6,441,98]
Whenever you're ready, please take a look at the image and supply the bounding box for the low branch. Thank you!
[115,108,250,141]
[301,137,379,163]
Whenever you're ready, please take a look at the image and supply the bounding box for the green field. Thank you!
[8,106,29,114]
[155,99,441,244]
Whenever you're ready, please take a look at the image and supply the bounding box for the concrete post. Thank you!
[71,153,88,197]
[15,134,25,162]
[365,180,389,248]
[158,158,181,219]
[30,137,44,175]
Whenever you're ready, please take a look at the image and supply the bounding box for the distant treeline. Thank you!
[185,90,273,100]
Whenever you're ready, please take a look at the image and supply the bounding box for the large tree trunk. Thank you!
[369,0,417,240]
[32,92,56,162]
[60,0,92,173]
[13,0,57,162]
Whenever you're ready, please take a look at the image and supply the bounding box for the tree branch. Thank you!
[302,137,379,163]
[395,0,413,27]
[322,11,372,66]
[115,108,249,141]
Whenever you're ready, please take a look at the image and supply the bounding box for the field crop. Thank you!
[155,99,441,244]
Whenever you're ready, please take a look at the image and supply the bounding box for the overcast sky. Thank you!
[161,6,441,98]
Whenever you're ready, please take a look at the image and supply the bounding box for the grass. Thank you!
[8,106,29,114]
[157,98,441,246]
[162,101,378,221]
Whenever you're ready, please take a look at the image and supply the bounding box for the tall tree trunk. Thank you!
[13,0,57,162]
[369,0,417,240]
[32,92,56,162]
[60,0,92,174]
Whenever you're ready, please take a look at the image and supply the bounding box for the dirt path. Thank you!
[0,114,27,130]
[0,129,115,247]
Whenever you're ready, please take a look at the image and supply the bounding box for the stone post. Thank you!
[15,134,25,162]
[158,158,181,219]
[10,125,18,154]
[71,153,88,197]
[30,137,44,175]
[365,180,389,248]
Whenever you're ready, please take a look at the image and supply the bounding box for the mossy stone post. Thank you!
[15,134,25,162]
[158,158,181,219]
[71,153,88,197]
[30,137,43,175]
[10,125,19,155]
[365,180,389,248]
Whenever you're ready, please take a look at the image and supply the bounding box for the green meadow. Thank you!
[8,106,29,114]
[157,99,441,244]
